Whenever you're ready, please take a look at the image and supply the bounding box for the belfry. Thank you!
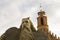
[37,10,48,33]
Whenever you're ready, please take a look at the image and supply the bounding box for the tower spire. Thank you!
[37,5,48,33]
[40,3,43,11]
[38,3,45,16]
[40,3,42,11]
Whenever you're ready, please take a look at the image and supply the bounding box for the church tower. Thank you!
[37,10,48,33]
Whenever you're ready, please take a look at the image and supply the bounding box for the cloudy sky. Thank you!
[0,0,60,37]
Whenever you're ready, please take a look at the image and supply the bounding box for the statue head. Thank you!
[20,17,36,32]
[22,17,30,28]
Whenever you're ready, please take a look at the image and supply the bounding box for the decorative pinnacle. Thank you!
[38,3,45,16]
[40,4,42,8]
[40,3,42,11]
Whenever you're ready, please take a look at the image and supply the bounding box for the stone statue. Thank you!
[19,17,36,40]
[0,17,36,40]
[0,17,49,40]
[0,27,20,40]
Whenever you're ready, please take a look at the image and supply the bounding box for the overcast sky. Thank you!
[0,0,60,37]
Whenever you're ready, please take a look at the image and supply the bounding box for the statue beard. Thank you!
[22,24,31,32]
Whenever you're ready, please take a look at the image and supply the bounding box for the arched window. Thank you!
[41,17,44,25]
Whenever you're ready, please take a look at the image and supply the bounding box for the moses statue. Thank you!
[19,17,36,40]
[0,17,36,40]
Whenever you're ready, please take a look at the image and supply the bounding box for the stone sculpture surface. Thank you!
[0,17,49,40]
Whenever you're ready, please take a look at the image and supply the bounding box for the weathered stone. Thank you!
[19,17,36,40]
[33,30,49,40]
[1,27,20,40]
[0,17,50,40]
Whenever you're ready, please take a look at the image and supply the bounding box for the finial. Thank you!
[38,3,45,16]
[40,3,42,8]
[40,3,42,11]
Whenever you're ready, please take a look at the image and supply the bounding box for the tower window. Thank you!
[41,17,44,25]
